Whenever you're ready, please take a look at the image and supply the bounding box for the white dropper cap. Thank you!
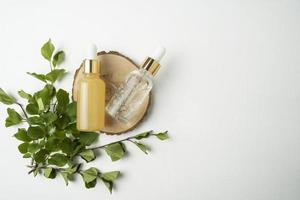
[86,43,98,60]
[84,44,100,73]
[149,46,166,62]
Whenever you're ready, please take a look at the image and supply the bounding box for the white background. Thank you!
[0,0,299,199]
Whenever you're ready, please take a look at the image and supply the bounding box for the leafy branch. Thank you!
[88,130,168,157]
[0,39,169,193]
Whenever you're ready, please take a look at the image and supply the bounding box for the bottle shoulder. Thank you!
[123,69,154,89]
[79,75,105,85]
[127,69,153,81]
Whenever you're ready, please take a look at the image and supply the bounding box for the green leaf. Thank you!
[28,126,46,140]
[23,153,31,158]
[46,69,66,83]
[28,143,40,153]
[18,90,32,100]
[45,136,60,151]
[79,132,99,146]
[5,108,22,127]
[133,141,148,154]
[71,144,85,157]
[14,128,32,142]
[39,139,46,146]
[101,178,113,193]
[65,164,81,174]
[0,88,16,105]
[79,150,95,162]
[48,153,68,167]
[66,102,76,119]
[18,143,29,154]
[27,116,44,125]
[27,72,47,83]
[101,171,120,182]
[134,131,152,140]
[80,167,98,183]
[41,112,57,124]
[56,89,69,114]
[54,114,70,129]
[85,179,97,189]
[36,98,44,111]
[53,130,66,138]
[34,84,55,108]
[34,149,49,163]
[66,124,80,138]
[80,167,98,189]
[44,168,56,179]
[100,171,120,193]
[105,142,125,161]
[155,131,169,140]
[33,168,39,177]
[41,39,55,61]
[52,51,65,67]
[26,103,39,115]
[58,138,74,155]
[61,172,70,185]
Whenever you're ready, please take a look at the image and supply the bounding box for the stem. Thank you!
[49,61,53,71]
[27,163,38,174]
[28,165,64,171]
[28,168,36,174]
[88,130,153,150]
[127,139,135,144]
[17,103,28,119]
[52,101,57,112]
[27,164,82,175]
[89,138,131,150]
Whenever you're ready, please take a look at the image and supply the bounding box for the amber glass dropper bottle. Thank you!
[77,44,105,131]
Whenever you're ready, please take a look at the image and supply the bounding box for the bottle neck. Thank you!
[84,73,100,78]
[84,59,101,74]
[142,57,160,76]
[138,68,152,76]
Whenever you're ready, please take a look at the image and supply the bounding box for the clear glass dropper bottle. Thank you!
[106,46,166,123]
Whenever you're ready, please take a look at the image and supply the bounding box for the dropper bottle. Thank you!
[77,44,105,131]
[106,46,166,123]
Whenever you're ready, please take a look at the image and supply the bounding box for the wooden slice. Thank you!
[72,51,151,135]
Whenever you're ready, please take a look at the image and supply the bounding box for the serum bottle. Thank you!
[77,44,105,131]
[106,46,166,123]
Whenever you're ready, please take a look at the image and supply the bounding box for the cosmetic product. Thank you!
[106,46,166,123]
[77,44,105,131]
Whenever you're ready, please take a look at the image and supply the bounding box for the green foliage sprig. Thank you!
[0,39,169,193]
